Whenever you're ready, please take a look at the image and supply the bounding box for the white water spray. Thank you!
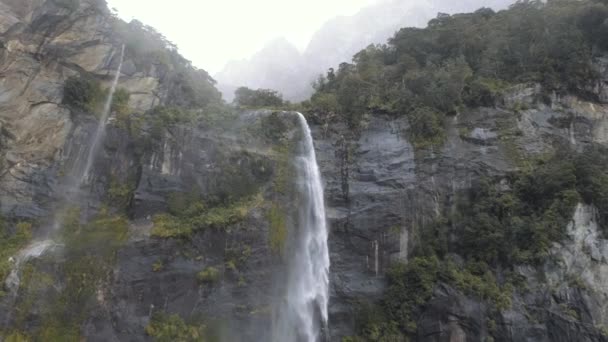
[81,44,125,183]
[4,240,60,293]
[273,113,330,342]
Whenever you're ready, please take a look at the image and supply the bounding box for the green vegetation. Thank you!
[267,204,287,254]
[197,267,220,284]
[112,88,131,115]
[309,0,608,146]
[9,207,129,340]
[445,261,512,310]
[107,176,135,210]
[63,76,132,120]
[348,145,608,340]
[62,76,105,113]
[234,87,284,108]
[151,195,262,239]
[224,245,251,274]
[383,255,440,335]
[2,331,30,342]
[407,106,446,148]
[152,260,164,272]
[454,146,608,264]
[112,19,221,109]
[145,312,208,342]
[265,132,296,255]
[0,219,33,291]
[260,111,289,143]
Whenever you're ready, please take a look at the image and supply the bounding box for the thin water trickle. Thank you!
[273,113,330,342]
[4,45,126,297]
[81,44,125,183]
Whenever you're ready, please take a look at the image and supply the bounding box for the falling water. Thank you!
[273,113,330,342]
[4,45,125,296]
[81,44,125,183]
[5,240,60,292]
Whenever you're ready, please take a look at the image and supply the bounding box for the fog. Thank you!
[106,0,380,74]
[215,0,517,101]
[107,0,516,102]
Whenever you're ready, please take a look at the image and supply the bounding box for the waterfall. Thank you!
[273,113,330,342]
[4,45,125,294]
[81,44,125,183]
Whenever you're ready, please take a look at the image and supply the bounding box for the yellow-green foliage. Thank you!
[0,220,33,287]
[11,208,129,339]
[62,207,129,254]
[197,267,220,284]
[113,88,133,131]
[35,323,80,342]
[266,134,295,255]
[145,312,207,342]
[3,331,30,342]
[107,177,135,210]
[152,214,192,238]
[560,303,580,320]
[446,262,512,310]
[112,88,131,116]
[152,196,261,239]
[224,245,252,273]
[14,263,53,324]
[152,260,164,272]
[267,204,287,254]
[273,143,295,196]
[167,191,199,216]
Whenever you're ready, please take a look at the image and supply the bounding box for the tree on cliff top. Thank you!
[234,87,284,108]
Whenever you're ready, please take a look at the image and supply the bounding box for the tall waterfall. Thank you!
[81,44,125,183]
[273,113,331,342]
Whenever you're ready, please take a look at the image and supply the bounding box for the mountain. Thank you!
[215,0,515,102]
[2,0,608,341]
[216,37,306,102]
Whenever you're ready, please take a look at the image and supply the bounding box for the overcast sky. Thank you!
[106,0,379,74]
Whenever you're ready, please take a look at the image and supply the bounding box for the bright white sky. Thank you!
[106,0,379,74]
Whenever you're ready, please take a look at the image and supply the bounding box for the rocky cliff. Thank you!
[2,1,608,342]
[316,87,608,341]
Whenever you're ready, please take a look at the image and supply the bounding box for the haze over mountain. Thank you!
[215,0,515,102]
[4,0,608,341]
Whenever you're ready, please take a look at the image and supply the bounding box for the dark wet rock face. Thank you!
[2,1,608,342]
[314,85,608,340]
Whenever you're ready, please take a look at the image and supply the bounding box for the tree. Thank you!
[234,87,284,108]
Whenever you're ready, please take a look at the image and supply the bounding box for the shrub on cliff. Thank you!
[145,312,208,342]
[62,76,104,112]
[197,267,220,284]
[63,76,132,120]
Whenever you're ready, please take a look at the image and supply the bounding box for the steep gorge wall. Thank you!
[2,1,608,341]
[315,84,608,340]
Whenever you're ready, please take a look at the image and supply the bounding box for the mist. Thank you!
[214,0,516,102]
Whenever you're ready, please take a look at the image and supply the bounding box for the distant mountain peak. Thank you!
[215,0,515,102]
